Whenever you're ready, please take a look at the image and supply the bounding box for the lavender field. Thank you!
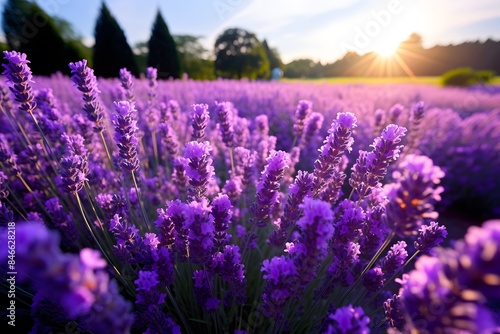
[1,52,500,333]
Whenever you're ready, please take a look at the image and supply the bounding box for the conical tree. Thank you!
[147,10,180,79]
[2,0,86,75]
[93,2,139,78]
[263,39,283,70]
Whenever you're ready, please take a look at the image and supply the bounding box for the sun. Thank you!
[372,38,402,58]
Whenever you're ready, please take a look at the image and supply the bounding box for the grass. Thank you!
[282,76,500,85]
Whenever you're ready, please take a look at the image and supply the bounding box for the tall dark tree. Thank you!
[214,28,270,79]
[147,10,180,79]
[93,2,138,78]
[262,39,283,71]
[2,0,86,75]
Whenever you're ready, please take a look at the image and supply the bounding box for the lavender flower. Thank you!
[261,256,297,319]
[222,176,243,204]
[211,244,245,283]
[350,124,407,199]
[384,294,406,330]
[322,305,370,334]
[212,244,247,306]
[389,103,404,124]
[134,270,166,309]
[166,99,180,121]
[269,170,314,247]
[293,100,312,141]
[313,112,357,194]
[2,51,36,113]
[59,138,89,194]
[164,200,189,261]
[119,68,135,101]
[191,103,210,141]
[171,157,189,191]
[160,122,179,156]
[109,214,153,265]
[400,220,500,333]
[193,270,220,311]
[291,198,334,288]
[255,114,269,138]
[233,146,255,186]
[45,197,77,246]
[154,207,176,248]
[379,241,408,276]
[301,111,324,149]
[146,67,158,89]
[112,101,140,173]
[183,198,215,264]
[374,108,385,131]
[69,59,104,132]
[252,150,290,227]
[0,137,21,176]
[414,221,448,253]
[363,267,385,292]
[211,194,233,249]
[0,223,134,332]
[0,171,8,199]
[184,141,215,201]
[384,154,444,236]
[405,101,426,153]
[215,101,235,148]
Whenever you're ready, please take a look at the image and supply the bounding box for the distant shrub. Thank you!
[441,67,496,87]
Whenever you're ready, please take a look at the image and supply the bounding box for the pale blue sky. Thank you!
[1,0,499,63]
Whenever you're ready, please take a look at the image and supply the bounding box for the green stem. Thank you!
[98,131,114,169]
[75,192,135,296]
[229,147,235,176]
[339,231,395,305]
[131,170,150,230]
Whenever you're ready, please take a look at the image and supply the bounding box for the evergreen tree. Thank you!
[2,0,86,75]
[262,39,283,71]
[147,10,180,79]
[93,2,138,78]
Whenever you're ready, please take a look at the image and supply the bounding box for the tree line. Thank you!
[3,1,497,80]
[1,0,283,80]
[284,34,500,78]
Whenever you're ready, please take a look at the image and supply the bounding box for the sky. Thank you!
[1,0,500,63]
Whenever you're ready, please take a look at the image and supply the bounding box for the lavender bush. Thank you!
[1,51,499,333]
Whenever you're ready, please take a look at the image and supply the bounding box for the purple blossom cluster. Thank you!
[393,220,500,333]
[1,52,499,333]
[0,223,134,333]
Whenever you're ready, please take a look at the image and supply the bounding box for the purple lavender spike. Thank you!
[119,68,135,101]
[215,101,235,148]
[313,112,357,195]
[69,59,105,132]
[191,103,210,141]
[112,101,140,173]
[293,100,312,142]
[184,141,215,201]
[252,150,290,227]
[2,51,36,114]
[349,124,407,199]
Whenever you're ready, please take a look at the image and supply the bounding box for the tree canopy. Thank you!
[93,2,138,78]
[214,28,269,79]
[2,0,88,75]
[147,10,180,79]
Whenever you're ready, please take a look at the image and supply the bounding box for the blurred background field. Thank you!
[282,76,500,85]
